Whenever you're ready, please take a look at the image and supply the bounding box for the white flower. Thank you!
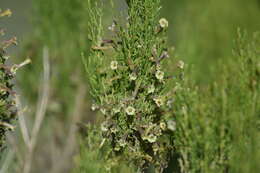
[143,134,157,143]
[149,56,155,62]
[167,120,176,131]
[159,18,169,28]
[91,104,99,111]
[125,106,135,115]
[153,97,164,107]
[177,60,185,69]
[160,122,167,130]
[129,73,137,81]
[110,61,118,70]
[108,21,116,31]
[101,122,109,132]
[148,85,155,94]
[155,70,164,80]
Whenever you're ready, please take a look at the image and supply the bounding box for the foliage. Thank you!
[162,0,260,84]
[173,31,260,173]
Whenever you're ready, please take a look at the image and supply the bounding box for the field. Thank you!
[0,0,259,173]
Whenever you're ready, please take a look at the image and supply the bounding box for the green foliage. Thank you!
[162,0,260,84]
[19,0,89,115]
[81,0,184,172]
[173,31,260,173]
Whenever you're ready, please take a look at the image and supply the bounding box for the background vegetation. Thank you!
[0,0,259,173]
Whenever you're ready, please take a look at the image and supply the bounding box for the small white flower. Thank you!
[159,18,169,28]
[177,60,185,69]
[160,122,167,130]
[137,44,142,48]
[148,85,155,94]
[167,120,176,131]
[110,61,118,70]
[101,122,109,132]
[125,106,135,115]
[108,21,116,31]
[149,56,155,62]
[155,70,164,80]
[91,104,99,111]
[153,97,164,107]
[129,73,137,81]
[144,134,157,143]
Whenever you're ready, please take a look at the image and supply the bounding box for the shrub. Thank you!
[173,30,260,173]
[79,0,184,172]
[0,9,30,154]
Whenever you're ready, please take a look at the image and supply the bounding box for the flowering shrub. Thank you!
[0,9,30,153]
[83,0,184,172]
[0,9,17,152]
